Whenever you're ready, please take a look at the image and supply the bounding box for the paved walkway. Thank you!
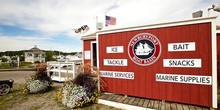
[0,71,35,84]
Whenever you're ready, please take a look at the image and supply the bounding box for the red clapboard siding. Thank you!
[98,22,212,107]
[83,40,95,64]
[179,25,190,104]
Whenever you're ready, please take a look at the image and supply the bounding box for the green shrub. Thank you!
[0,57,8,62]
[0,62,10,69]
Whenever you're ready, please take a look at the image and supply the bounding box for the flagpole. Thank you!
[105,12,107,29]
[96,16,98,31]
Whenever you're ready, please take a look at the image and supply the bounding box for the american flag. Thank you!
[105,15,116,26]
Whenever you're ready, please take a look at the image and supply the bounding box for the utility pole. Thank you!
[17,56,20,68]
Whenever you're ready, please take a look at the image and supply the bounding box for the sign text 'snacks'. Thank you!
[163,59,202,68]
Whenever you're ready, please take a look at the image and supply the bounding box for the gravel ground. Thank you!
[0,71,35,84]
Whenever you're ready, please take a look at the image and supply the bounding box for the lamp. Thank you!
[96,22,103,30]
[208,4,220,12]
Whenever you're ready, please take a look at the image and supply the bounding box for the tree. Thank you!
[19,55,25,61]
[0,57,8,62]
[11,56,17,60]
[45,51,56,61]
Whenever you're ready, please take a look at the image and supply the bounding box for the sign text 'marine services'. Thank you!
[100,71,134,79]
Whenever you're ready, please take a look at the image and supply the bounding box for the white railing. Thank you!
[47,61,82,82]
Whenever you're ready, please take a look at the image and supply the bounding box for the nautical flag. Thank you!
[105,15,116,26]
[72,25,89,34]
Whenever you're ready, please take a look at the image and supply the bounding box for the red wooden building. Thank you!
[81,16,219,109]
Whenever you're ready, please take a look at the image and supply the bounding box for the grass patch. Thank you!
[0,84,121,110]
[29,106,41,110]
[79,103,122,110]
[0,84,29,109]
[0,63,11,69]
[20,62,33,67]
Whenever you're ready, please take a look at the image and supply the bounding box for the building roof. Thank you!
[81,16,218,40]
[30,45,41,51]
[81,32,96,40]
[25,45,45,53]
[97,16,217,35]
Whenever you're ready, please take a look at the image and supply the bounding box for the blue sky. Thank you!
[0,0,219,52]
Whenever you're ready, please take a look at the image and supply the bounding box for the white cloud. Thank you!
[0,0,219,32]
[0,0,118,33]
[0,0,219,52]
[0,35,82,52]
[109,0,220,28]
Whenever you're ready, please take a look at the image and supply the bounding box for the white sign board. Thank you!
[168,42,195,51]
[84,51,90,59]
[100,71,134,79]
[156,74,212,85]
[104,59,127,66]
[106,46,124,53]
[163,59,201,68]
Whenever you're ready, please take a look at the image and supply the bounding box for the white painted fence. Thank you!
[47,61,82,82]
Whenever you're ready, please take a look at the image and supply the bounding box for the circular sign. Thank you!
[128,33,162,66]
